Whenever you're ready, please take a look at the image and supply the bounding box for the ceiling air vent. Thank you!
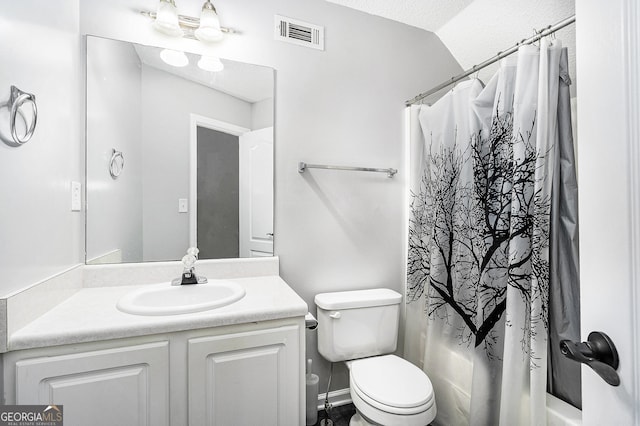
[275,15,324,51]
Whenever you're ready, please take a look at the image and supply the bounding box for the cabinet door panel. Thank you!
[16,342,169,426]
[188,325,300,426]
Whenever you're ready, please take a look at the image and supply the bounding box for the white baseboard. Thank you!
[316,388,352,411]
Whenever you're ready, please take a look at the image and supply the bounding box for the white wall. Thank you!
[0,0,462,393]
[86,37,143,263]
[251,98,275,130]
[251,97,274,130]
[0,1,83,296]
[140,65,252,261]
[109,0,461,390]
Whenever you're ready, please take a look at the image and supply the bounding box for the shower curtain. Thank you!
[405,39,580,426]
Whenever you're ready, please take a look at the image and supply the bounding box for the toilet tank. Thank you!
[315,288,402,362]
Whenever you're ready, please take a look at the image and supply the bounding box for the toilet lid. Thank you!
[350,355,433,409]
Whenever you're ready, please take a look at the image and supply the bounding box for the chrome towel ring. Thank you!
[109,149,125,179]
[8,85,38,145]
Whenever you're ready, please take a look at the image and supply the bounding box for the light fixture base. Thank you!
[140,9,237,40]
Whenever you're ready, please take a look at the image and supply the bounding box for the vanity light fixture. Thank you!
[143,0,234,42]
[152,0,183,37]
[194,1,223,42]
[160,49,189,67]
[197,55,224,72]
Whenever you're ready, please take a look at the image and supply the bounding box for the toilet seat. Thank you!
[349,355,434,415]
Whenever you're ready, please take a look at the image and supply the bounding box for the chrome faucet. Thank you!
[171,247,208,286]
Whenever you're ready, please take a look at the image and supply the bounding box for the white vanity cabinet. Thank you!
[188,325,301,426]
[8,341,170,426]
[1,319,304,426]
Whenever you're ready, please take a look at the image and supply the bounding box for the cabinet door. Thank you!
[188,325,301,426]
[15,341,169,426]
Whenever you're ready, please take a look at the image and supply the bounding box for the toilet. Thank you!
[315,288,436,426]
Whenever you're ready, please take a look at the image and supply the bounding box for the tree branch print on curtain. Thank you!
[407,103,551,363]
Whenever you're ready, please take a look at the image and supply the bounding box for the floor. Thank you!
[312,403,356,426]
[311,403,433,426]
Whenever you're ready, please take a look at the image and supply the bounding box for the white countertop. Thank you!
[9,275,307,351]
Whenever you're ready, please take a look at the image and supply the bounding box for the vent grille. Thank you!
[275,15,324,50]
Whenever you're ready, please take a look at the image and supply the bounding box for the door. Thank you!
[189,114,251,252]
[239,127,274,257]
[576,1,640,423]
[197,127,240,259]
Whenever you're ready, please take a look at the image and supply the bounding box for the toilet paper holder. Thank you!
[305,312,318,330]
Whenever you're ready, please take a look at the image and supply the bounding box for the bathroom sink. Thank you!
[116,280,246,316]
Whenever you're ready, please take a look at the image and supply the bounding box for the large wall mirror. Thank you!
[86,36,274,264]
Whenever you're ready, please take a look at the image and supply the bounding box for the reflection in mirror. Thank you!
[85,36,274,264]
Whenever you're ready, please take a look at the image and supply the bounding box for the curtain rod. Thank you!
[405,14,576,106]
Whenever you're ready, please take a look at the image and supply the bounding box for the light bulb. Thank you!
[160,49,189,67]
[197,55,224,72]
[153,0,183,37]
[194,1,223,42]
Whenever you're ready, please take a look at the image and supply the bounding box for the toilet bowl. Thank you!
[315,289,437,426]
[347,355,436,425]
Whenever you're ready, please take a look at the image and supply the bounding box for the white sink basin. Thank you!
[116,280,246,316]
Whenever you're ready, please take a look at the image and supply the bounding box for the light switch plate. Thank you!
[178,198,188,213]
[71,181,82,211]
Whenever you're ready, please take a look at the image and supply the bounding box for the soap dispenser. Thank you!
[306,358,320,425]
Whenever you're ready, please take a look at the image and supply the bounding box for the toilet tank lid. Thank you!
[315,288,402,310]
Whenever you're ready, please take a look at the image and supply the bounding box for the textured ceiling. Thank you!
[327,0,576,97]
